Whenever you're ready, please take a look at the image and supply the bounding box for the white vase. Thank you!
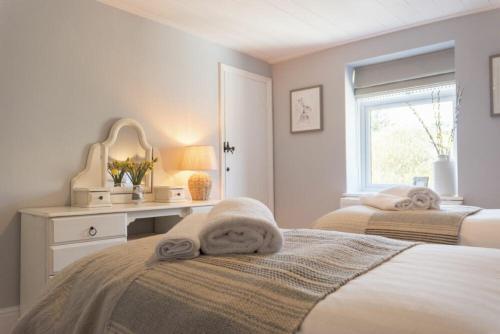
[433,155,457,196]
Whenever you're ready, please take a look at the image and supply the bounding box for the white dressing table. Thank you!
[19,118,221,313]
[19,200,217,313]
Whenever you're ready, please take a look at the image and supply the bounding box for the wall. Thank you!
[0,0,270,308]
[273,9,500,228]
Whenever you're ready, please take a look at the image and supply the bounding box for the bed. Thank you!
[13,228,500,334]
[314,205,500,249]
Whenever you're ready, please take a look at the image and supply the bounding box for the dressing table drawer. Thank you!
[88,191,111,206]
[72,188,112,208]
[49,238,126,273]
[51,214,127,244]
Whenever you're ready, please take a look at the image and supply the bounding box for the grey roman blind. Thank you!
[353,48,455,96]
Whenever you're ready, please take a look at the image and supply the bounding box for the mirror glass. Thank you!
[492,56,500,116]
[107,125,152,193]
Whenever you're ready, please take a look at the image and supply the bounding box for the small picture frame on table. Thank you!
[290,85,323,133]
[413,176,429,187]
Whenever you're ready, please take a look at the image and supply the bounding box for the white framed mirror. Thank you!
[102,119,154,194]
[71,118,170,204]
[491,54,500,117]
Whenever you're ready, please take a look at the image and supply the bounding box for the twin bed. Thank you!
[13,199,500,334]
[315,205,500,249]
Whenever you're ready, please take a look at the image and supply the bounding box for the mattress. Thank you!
[314,205,500,249]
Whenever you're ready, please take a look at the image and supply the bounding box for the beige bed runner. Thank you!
[366,206,480,244]
[14,230,415,334]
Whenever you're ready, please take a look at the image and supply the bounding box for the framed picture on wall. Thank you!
[290,85,323,133]
[490,54,500,116]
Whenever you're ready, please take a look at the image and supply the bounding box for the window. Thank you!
[357,85,456,191]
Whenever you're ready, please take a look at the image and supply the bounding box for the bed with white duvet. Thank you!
[300,243,500,334]
[314,205,500,249]
[13,227,500,334]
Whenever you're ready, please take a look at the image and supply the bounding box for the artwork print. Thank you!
[290,85,322,133]
[491,54,500,116]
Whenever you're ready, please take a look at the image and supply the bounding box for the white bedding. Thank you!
[314,205,500,249]
[301,243,500,334]
[15,226,500,334]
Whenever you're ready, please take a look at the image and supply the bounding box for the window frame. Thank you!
[357,86,456,192]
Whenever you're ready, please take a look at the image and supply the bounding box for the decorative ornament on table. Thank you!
[125,157,158,204]
[407,86,463,196]
[180,145,218,200]
[412,176,429,187]
[107,159,128,187]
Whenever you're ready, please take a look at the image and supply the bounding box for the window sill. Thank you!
[342,192,463,202]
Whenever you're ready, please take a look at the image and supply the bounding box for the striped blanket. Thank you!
[366,206,481,244]
[14,230,415,334]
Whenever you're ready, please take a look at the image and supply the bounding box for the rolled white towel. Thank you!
[200,197,283,255]
[153,213,206,260]
[381,185,441,210]
[360,193,413,211]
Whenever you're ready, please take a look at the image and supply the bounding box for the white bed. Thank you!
[14,227,500,334]
[301,243,500,334]
[314,205,500,249]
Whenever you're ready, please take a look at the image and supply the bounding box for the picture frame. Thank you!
[490,54,500,117]
[290,85,323,133]
[413,176,429,187]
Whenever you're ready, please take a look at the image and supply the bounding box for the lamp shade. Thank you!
[180,145,217,171]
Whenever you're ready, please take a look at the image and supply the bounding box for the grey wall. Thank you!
[273,9,500,228]
[0,0,270,308]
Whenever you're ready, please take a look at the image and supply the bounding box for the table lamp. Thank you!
[180,145,218,200]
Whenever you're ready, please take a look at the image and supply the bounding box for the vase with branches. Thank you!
[407,86,463,195]
[407,86,463,158]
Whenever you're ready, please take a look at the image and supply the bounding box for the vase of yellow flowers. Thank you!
[107,160,127,187]
[125,157,158,203]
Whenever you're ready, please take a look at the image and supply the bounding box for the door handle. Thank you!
[223,141,235,154]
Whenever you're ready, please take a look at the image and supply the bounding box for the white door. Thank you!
[219,64,273,211]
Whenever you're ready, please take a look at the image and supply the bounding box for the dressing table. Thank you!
[19,118,219,313]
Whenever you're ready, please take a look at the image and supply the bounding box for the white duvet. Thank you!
[302,206,500,333]
[301,243,500,334]
[314,205,500,249]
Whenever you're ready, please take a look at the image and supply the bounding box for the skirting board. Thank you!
[0,306,19,334]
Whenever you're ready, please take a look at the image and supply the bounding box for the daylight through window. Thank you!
[357,85,456,191]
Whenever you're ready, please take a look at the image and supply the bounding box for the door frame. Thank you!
[218,63,274,211]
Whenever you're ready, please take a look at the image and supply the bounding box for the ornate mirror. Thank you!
[102,119,154,194]
[71,118,169,204]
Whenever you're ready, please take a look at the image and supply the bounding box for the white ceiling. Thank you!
[100,0,500,63]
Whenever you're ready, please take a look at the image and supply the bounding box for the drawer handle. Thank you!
[98,196,104,200]
[89,226,98,237]
[177,193,181,196]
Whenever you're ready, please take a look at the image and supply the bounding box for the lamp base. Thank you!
[188,172,212,200]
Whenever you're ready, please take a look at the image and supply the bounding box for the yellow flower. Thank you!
[111,168,120,176]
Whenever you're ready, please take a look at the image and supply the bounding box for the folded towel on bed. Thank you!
[200,197,283,255]
[381,185,441,210]
[360,193,413,211]
[153,213,207,260]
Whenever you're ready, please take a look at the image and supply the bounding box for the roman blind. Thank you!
[353,48,455,96]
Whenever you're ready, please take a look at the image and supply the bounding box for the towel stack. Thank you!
[360,185,441,211]
[153,197,283,261]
